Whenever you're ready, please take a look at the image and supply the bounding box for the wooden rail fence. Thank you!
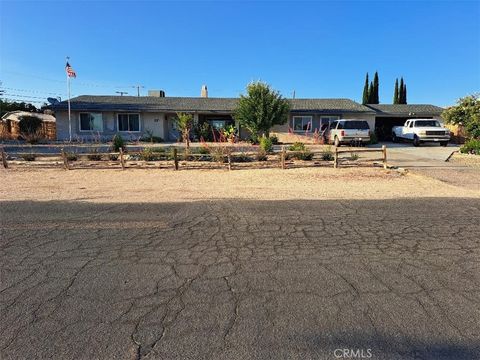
[0,145,388,171]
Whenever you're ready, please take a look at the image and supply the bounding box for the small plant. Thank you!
[321,146,334,161]
[460,138,480,155]
[296,151,314,161]
[349,152,359,161]
[108,153,118,161]
[222,125,236,143]
[259,136,273,153]
[369,132,378,145]
[21,153,36,161]
[66,153,78,161]
[198,146,210,154]
[139,148,160,161]
[232,153,254,163]
[269,135,279,144]
[112,134,125,152]
[289,142,306,151]
[87,150,102,161]
[256,149,268,161]
[249,134,259,145]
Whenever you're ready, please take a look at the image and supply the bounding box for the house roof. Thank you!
[50,95,375,114]
[365,104,444,115]
[1,110,56,122]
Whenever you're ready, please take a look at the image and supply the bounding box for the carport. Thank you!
[366,104,444,141]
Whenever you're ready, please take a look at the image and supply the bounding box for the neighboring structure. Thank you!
[0,111,56,140]
[50,93,443,142]
[365,104,444,140]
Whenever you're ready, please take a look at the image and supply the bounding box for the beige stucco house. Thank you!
[51,94,443,142]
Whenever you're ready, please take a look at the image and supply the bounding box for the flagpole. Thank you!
[66,56,72,142]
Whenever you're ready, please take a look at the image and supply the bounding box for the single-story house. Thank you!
[0,110,56,140]
[50,93,443,142]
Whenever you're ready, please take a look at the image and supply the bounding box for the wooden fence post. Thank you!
[334,146,338,168]
[173,148,179,170]
[227,152,232,171]
[119,148,125,170]
[382,145,387,169]
[61,148,69,170]
[281,146,286,169]
[1,146,8,169]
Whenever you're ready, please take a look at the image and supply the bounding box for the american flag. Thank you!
[65,62,77,78]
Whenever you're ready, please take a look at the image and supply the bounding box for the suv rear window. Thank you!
[337,121,370,130]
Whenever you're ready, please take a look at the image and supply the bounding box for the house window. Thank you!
[79,113,103,132]
[320,116,340,132]
[292,116,313,132]
[210,120,226,130]
[118,113,140,132]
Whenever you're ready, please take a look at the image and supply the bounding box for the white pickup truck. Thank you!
[392,119,450,147]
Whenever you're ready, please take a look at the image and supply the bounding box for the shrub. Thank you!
[112,134,125,152]
[21,153,36,161]
[66,153,78,161]
[289,142,306,151]
[256,149,268,161]
[296,151,314,161]
[139,148,161,161]
[140,135,163,143]
[349,152,359,161]
[195,122,213,142]
[198,146,210,154]
[369,132,378,145]
[269,135,279,144]
[259,136,273,153]
[287,150,314,161]
[231,153,254,163]
[321,146,334,161]
[19,115,42,135]
[140,130,163,143]
[87,150,102,161]
[249,134,259,145]
[460,138,480,155]
[108,154,118,161]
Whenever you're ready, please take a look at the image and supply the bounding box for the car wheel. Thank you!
[413,135,420,147]
[334,136,340,147]
[392,134,398,143]
[440,141,448,147]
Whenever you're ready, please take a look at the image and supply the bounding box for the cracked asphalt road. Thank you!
[1,198,480,360]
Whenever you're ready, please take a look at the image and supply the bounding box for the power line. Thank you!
[2,87,65,96]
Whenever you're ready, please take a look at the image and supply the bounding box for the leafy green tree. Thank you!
[372,71,379,104]
[175,112,193,148]
[362,73,369,104]
[0,99,39,117]
[393,78,399,104]
[234,81,290,137]
[442,94,480,138]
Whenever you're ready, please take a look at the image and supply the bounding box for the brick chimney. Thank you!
[201,85,208,98]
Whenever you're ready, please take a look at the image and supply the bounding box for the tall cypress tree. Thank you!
[362,73,369,104]
[403,83,407,104]
[373,71,379,104]
[399,78,405,104]
[368,81,374,104]
[393,78,399,104]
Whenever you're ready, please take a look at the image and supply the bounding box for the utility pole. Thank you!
[132,85,145,97]
[116,91,128,96]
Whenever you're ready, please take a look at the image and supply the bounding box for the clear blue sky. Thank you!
[1,0,479,106]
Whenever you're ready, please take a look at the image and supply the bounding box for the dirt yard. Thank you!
[1,166,478,203]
